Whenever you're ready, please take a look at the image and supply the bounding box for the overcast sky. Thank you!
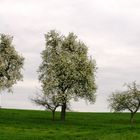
[0,0,140,112]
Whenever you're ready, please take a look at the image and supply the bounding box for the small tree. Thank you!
[108,82,140,125]
[0,34,24,92]
[38,30,97,121]
[32,92,61,120]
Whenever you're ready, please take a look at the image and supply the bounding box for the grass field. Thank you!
[0,109,140,140]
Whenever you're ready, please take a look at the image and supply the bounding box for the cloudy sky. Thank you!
[0,0,140,112]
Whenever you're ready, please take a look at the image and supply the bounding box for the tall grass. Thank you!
[0,109,140,140]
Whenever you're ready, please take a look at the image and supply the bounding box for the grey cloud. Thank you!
[0,0,140,111]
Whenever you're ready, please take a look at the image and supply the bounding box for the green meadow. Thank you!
[0,109,140,140]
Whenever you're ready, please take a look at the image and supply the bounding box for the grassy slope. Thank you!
[0,109,140,140]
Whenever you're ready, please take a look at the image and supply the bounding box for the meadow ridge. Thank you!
[0,109,140,140]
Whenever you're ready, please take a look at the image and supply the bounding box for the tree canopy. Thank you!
[0,34,24,92]
[31,92,61,120]
[108,82,140,125]
[38,30,97,120]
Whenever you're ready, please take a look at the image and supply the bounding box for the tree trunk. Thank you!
[61,102,66,121]
[52,110,55,121]
[130,112,135,125]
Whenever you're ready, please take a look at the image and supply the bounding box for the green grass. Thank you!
[0,109,140,140]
